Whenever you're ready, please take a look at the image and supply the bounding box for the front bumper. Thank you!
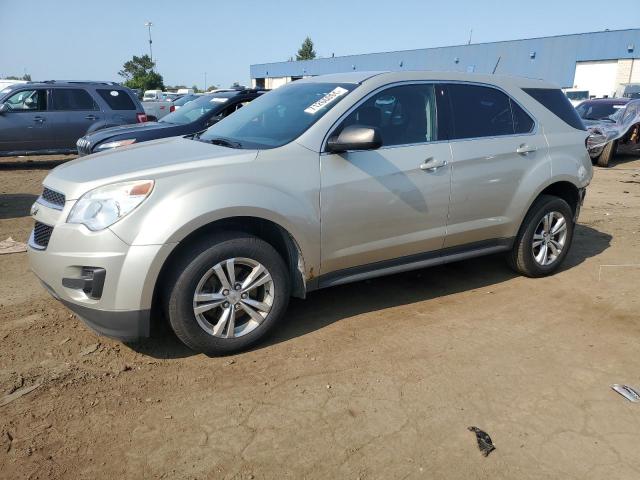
[28,200,175,341]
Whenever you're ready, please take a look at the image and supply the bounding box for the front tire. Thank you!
[595,140,617,167]
[163,233,290,355]
[508,195,574,277]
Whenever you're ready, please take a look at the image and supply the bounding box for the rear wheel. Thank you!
[595,140,617,167]
[164,233,290,355]
[508,195,574,277]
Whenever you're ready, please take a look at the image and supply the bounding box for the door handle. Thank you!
[33,116,45,123]
[85,115,98,120]
[516,144,537,154]
[420,157,448,171]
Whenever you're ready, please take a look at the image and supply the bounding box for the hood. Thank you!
[84,121,181,143]
[45,137,258,200]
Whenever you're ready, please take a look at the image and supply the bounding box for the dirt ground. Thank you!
[1,152,640,480]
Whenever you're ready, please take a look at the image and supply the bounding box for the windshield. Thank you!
[160,93,236,125]
[566,91,588,101]
[198,82,357,149]
[172,94,198,107]
[575,102,626,121]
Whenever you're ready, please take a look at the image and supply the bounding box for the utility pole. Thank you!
[204,72,207,92]
[144,21,154,64]
[468,29,473,45]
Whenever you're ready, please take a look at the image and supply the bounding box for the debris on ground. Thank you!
[0,237,27,255]
[0,383,42,408]
[468,426,496,457]
[611,384,640,402]
[79,343,100,357]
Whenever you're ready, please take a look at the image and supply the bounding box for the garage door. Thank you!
[573,61,618,98]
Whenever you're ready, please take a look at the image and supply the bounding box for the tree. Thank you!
[296,37,316,61]
[118,54,164,91]
[5,74,31,81]
[191,84,199,93]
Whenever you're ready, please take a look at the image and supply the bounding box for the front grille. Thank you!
[33,222,54,249]
[41,187,65,208]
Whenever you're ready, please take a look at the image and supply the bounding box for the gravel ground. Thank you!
[1,153,640,479]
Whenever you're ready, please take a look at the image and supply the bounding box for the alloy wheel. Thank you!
[532,211,568,266]
[192,257,274,338]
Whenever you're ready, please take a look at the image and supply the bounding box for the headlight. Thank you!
[67,180,154,231]
[96,139,136,150]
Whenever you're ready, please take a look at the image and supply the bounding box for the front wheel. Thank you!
[163,233,290,355]
[595,140,617,167]
[508,195,575,277]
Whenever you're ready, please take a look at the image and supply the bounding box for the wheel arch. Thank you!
[517,179,581,237]
[152,216,309,323]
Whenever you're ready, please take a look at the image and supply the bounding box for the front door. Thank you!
[320,83,452,275]
[0,88,50,154]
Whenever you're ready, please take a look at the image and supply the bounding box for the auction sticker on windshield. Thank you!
[304,87,349,114]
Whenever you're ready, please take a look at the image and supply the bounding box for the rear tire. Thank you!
[596,140,617,167]
[507,195,574,278]
[163,232,290,355]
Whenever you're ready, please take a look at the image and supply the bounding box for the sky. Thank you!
[1,0,638,89]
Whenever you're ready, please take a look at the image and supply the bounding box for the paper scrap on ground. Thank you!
[0,383,41,408]
[0,237,27,255]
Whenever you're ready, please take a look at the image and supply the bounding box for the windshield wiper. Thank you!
[202,137,243,149]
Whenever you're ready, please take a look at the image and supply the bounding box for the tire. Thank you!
[507,195,575,278]
[163,232,290,355]
[595,140,617,167]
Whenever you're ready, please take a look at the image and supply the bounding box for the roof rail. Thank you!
[35,80,121,86]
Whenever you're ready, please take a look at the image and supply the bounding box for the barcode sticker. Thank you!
[304,87,348,114]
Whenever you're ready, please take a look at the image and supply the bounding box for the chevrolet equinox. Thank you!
[28,72,593,355]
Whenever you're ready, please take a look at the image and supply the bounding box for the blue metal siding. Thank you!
[250,29,640,87]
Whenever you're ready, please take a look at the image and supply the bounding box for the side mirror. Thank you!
[0,103,9,114]
[326,125,382,153]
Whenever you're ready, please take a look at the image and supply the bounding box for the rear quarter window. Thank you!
[96,89,137,110]
[523,88,585,131]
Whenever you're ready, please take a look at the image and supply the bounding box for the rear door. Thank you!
[50,88,101,148]
[442,82,548,247]
[0,88,50,153]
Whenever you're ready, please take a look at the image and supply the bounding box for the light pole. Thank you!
[204,72,207,92]
[144,21,154,64]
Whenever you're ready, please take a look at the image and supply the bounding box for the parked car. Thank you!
[28,71,592,355]
[564,88,590,107]
[143,90,163,101]
[171,93,199,110]
[177,88,195,95]
[0,79,28,90]
[620,84,640,99]
[577,98,640,166]
[76,89,266,155]
[142,97,179,121]
[0,81,146,156]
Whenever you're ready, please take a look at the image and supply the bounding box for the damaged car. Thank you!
[579,98,640,167]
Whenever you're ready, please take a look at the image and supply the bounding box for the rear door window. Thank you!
[51,88,98,111]
[446,84,515,139]
[510,99,535,134]
[96,89,136,110]
[4,89,47,111]
[522,88,585,130]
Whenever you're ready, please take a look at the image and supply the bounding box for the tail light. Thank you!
[169,105,176,113]
[136,113,148,123]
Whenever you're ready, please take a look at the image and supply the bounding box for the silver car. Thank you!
[28,72,593,355]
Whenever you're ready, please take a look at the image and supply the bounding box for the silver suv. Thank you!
[28,72,593,355]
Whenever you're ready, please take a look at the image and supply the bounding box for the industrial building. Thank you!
[250,29,640,98]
